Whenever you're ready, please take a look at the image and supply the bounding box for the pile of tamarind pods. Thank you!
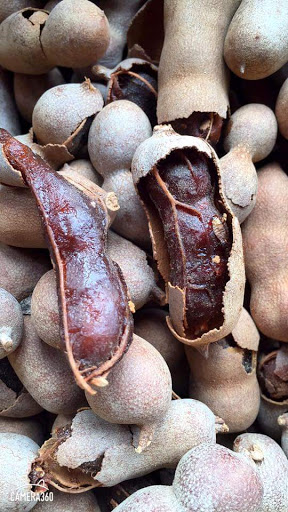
[0,0,288,511]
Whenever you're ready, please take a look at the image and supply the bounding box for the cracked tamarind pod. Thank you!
[257,347,288,442]
[132,125,245,347]
[0,8,51,74]
[0,129,133,394]
[0,356,43,418]
[35,400,224,490]
[86,334,172,452]
[93,58,158,127]
[224,0,288,80]
[0,1,46,23]
[242,163,288,341]
[0,288,23,359]
[30,231,164,350]
[186,308,260,433]
[0,433,40,512]
[220,103,277,223]
[114,443,264,512]
[88,99,152,246]
[157,0,241,144]
[234,433,288,512]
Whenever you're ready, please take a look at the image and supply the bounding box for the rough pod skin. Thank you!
[0,68,21,135]
[186,308,260,432]
[86,334,172,451]
[9,316,86,414]
[0,416,44,445]
[88,99,151,246]
[32,81,103,152]
[257,349,288,442]
[0,1,46,23]
[40,0,110,68]
[14,68,65,124]
[220,103,277,223]
[157,0,241,143]
[0,8,51,74]
[96,1,145,69]
[33,489,101,512]
[172,443,264,512]
[132,125,245,347]
[276,78,288,140]
[31,232,163,349]
[0,288,23,359]
[224,0,288,80]
[278,413,288,458]
[242,163,288,340]
[0,129,133,393]
[234,433,288,512]
[0,243,51,301]
[59,159,102,187]
[0,433,40,512]
[134,308,189,395]
[114,443,264,511]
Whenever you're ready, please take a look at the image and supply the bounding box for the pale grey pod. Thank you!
[0,289,23,359]
[0,243,51,301]
[0,8,51,74]
[88,100,151,246]
[59,159,102,186]
[112,486,180,512]
[276,78,288,140]
[0,68,21,134]
[33,489,101,511]
[31,270,61,350]
[0,1,46,23]
[0,417,44,445]
[9,316,86,414]
[234,433,288,512]
[0,433,40,512]
[172,443,264,512]
[32,81,103,150]
[14,68,65,123]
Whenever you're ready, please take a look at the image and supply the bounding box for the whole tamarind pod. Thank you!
[14,68,65,124]
[0,243,51,301]
[0,356,43,418]
[0,129,133,392]
[242,163,288,340]
[9,316,86,414]
[172,443,264,512]
[96,1,145,69]
[88,99,151,246]
[0,433,40,512]
[93,58,158,127]
[0,288,23,359]
[86,334,171,451]
[0,67,21,135]
[186,308,260,432]
[134,308,189,395]
[0,416,44,445]
[157,0,241,143]
[234,433,288,511]
[110,486,180,512]
[0,8,51,74]
[33,489,101,512]
[257,348,288,442]
[132,125,245,347]
[220,104,277,223]
[276,78,288,140]
[0,1,46,23]
[224,0,288,80]
[278,413,288,458]
[32,81,103,154]
[40,0,110,69]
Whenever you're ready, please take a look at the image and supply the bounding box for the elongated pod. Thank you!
[157,0,241,142]
[132,125,245,346]
[0,129,133,394]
